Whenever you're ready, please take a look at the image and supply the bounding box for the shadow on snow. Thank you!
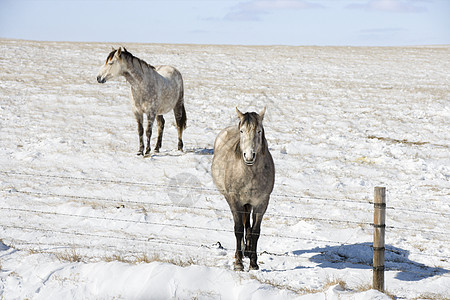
[290,242,448,281]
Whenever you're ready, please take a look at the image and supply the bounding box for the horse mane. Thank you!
[234,139,241,158]
[106,48,155,70]
[234,112,267,158]
[121,49,156,71]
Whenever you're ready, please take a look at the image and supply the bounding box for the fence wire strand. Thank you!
[2,170,449,217]
[1,169,449,278]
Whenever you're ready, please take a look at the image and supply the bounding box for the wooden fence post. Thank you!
[373,187,386,292]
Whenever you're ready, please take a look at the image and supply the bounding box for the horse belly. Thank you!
[156,97,177,115]
[155,66,182,115]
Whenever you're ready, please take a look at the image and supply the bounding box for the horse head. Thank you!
[97,47,127,83]
[236,107,266,166]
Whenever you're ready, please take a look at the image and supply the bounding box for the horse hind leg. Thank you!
[135,114,144,156]
[155,115,165,153]
[174,102,186,151]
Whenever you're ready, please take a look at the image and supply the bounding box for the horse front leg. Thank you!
[144,112,156,156]
[249,202,268,270]
[234,217,245,271]
[243,204,252,258]
[229,202,245,271]
[135,114,144,156]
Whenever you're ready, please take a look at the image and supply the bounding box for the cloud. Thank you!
[225,0,324,21]
[346,0,428,13]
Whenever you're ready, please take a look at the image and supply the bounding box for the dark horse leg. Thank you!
[154,115,165,153]
[243,204,252,258]
[144,112,156,156]
[229,200,245,271]
[248,201,269,270]
[135,114,144,156]
[174,101,186,151]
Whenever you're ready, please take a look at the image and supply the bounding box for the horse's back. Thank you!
[151,65,184,115]
[155,65,182,82]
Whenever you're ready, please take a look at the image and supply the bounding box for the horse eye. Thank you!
[240,130,243,133]
[258,130,262,134]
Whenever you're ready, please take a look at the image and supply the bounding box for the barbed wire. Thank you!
[0,206,364,245]
[1,170,449,271]
[6,169,367,204]
[1,205,449,261]
[0,170,377,206]
[2,170,449,217]
[385,205,450,217]
[1,189,374,228]
[0,223,202,250]
[2,225,449,280]
[385,225,449,236]
[3,189,449,236]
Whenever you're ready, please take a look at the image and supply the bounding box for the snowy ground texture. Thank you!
[0,39,449,299]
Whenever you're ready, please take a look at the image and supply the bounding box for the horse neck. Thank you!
[123,55,156,87]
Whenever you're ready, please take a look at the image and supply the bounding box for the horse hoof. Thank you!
[249,262,259,270]
[234,262,244,271]
[137,151,144,156]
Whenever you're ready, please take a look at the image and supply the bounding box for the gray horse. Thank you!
[97,47,186,156]
[211,108,275,271]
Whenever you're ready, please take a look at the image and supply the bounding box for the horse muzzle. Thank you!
[244,160,255,166]
[243,152,256,166]
[97,75,106,84]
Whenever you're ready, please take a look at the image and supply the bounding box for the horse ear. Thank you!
[236,107,244,121]
[259,107,266,121]
[116,47,122,57]
[111,47,116,52]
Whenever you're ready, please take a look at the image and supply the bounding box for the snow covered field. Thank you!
[0,39,449,299]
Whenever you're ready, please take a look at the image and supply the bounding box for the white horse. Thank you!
[212,108,275,271]
[97,47,186,156]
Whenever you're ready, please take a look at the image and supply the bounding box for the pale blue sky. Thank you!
[0,0,449,46]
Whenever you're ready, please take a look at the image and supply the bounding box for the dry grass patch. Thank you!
[55,249,83,263]
[322,276,347,290]
[248,274,348,295]
[102,252,196,267]
[248,273,320,294]
[351,282,396,299]
[368,135,428,146]
[412,294,449,300]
